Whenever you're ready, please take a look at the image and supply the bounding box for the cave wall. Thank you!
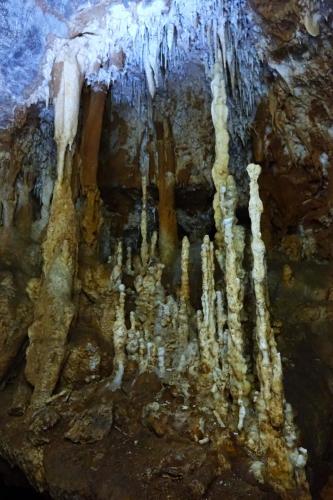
[251,0,333,259]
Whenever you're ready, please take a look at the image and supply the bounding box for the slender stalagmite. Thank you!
[180,236,190,303]
[110,284,127,391]
[247,164,310,496]
[177,236,190,352]
[247,163,284,428]
[198,235,219,374]
[140,174,149,268]
[220,176,250,429]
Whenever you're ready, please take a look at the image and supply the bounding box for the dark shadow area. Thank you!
[0,458,50,500]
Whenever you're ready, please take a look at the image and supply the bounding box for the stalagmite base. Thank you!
[25,163,78,411]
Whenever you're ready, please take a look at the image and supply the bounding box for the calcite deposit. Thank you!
[0,0,332,499]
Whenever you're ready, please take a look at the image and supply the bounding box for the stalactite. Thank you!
[211,52,229,248]
[79,85,107,251]
[53,45,83,184]
[156,118,178,268]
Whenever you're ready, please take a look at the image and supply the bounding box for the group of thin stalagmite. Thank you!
[15,44,311,498]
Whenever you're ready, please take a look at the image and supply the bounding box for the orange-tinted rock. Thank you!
[25,174,78,411]
[79,86,107,251]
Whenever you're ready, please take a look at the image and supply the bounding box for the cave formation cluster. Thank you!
[1,0,332,498]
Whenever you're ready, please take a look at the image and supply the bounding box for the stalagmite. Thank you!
[150,231,158,260]
[180,236,190,303]
[216,290,229,400]
[220,176,250,425]
[177,236,190,350]
[198,235,219,374]
[135,262,165,334]
[140,174,149,268]
[247,163,284,428]
[25,154,78,411]
[157,346,166,378]
[247,164,310,496]
[110,284,127,391]
[110,240,123,291]
[156,119,178,267]
[211,53,229,248]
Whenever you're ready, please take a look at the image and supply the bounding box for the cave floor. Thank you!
[0,373,277,500]
[0,257,332,499]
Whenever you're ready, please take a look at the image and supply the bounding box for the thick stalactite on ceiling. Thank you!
[0,0,332,499]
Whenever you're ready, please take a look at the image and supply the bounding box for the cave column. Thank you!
[25,47,83,411]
